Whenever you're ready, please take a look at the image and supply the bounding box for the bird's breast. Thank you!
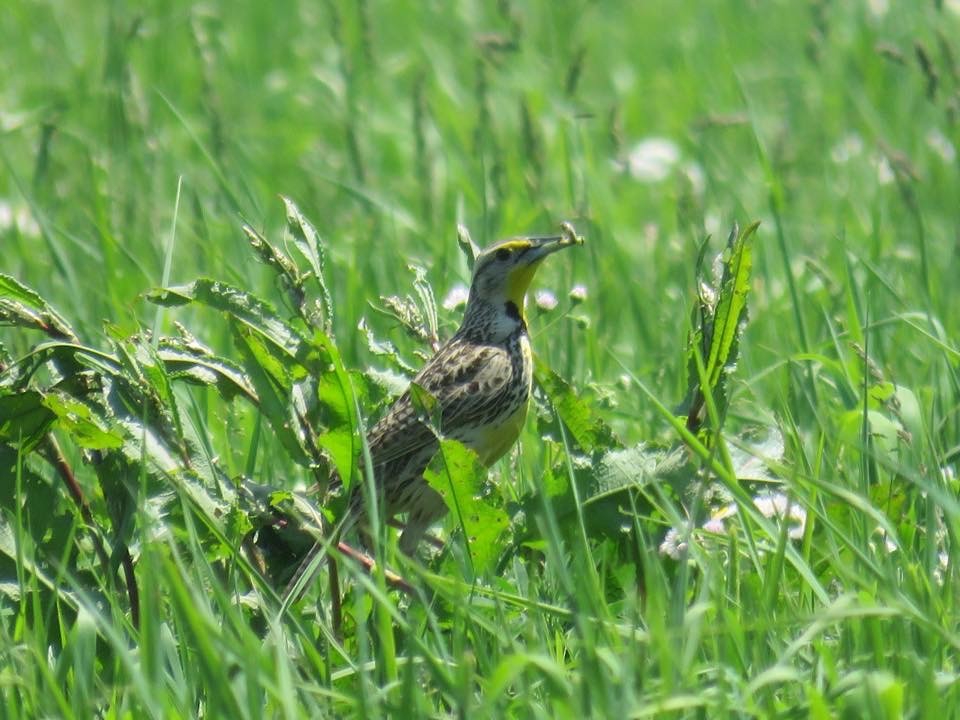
[465,332,534,466]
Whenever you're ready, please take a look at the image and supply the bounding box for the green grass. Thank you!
[2,1,959,717]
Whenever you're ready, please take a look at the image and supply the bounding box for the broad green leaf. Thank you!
[315,365,363,490]
[232,322,311,467]
[0,444,51,510]
[358,317,417,374]
[534,356,619,453]
[147,279,306,357]
[0,391,55,450]
[0,490,73,600]
[683,221,759,430]
[0,273,76,340]
[0,446,83,609]
[588,444,688,503]
[158,347,257,402]
[408,381,441,429]
[42,392,124,450]
[424,438,509,573]
[701,221,758,399]
[839,409,902,459]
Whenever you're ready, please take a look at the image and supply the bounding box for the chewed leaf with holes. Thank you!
[424,438,509,574]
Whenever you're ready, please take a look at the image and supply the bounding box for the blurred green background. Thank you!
[5,1,956,420]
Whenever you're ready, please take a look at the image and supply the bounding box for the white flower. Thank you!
[702,516,727,535]
[683,162,706,195]
[926,128,956,164]
[830,133,864,164]
[624,138,681,182]
[534,289,558,311]
[934,551,949,587]
[0,200,12,230]
[871,526,898,554]
[867,0,889,18]
[0,199,40,237]
[702,502,739,535]
[753,492,806,540]
[441,284,469,311]
[568,284,588,303]
[659,527,688,559]
[873,155,895,185]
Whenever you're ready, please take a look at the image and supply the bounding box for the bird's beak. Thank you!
[525,222,584,261]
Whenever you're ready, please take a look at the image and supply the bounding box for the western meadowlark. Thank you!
[332,222,583,554]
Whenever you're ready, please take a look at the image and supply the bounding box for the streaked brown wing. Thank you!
[362,341,512,471]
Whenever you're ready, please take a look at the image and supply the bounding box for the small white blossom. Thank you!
[0,200,41,236]
[926,128,956,164]
[624,138,680,183]
[870,526,899,554]
[0,200,12,229]
[441,283,469,311]
[934,551,949,587]
[830,133,864,164]
[702,516,728,535]
[753,493,806,540]
[867,0,889,18]
[702,502,739,535]
[873,155,895,185]
[534,289,558,311]
[659,527,688,560]
[568,284,588,303]
[683,162,706,195]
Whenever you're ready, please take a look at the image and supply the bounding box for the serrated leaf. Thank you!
[42,392,124,450]
[0,390,55,449]
[232,322,311,467]
[703,221,757,391]
[281,196,324,281]
[534,357,619,453]
[147,279,306,357]
[409,264,438,343]
[0,493,71,600]
[242,223,301,282]
[358,317,417,374]
[683,222,758,430]
[158,347,257,402]
[424,439,509,573]
[408,381,441,429]
[282,196,334,333]
[589,444,685,501]
[0,273,76,340]
[315,365,362,489]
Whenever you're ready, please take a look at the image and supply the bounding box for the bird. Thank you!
[331,222,583,555]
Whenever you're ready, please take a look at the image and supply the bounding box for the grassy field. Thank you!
[2,1,959,717]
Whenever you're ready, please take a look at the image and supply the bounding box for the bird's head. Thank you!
[465,222,583,328]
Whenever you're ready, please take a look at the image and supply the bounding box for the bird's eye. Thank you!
[495,248,510,261]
